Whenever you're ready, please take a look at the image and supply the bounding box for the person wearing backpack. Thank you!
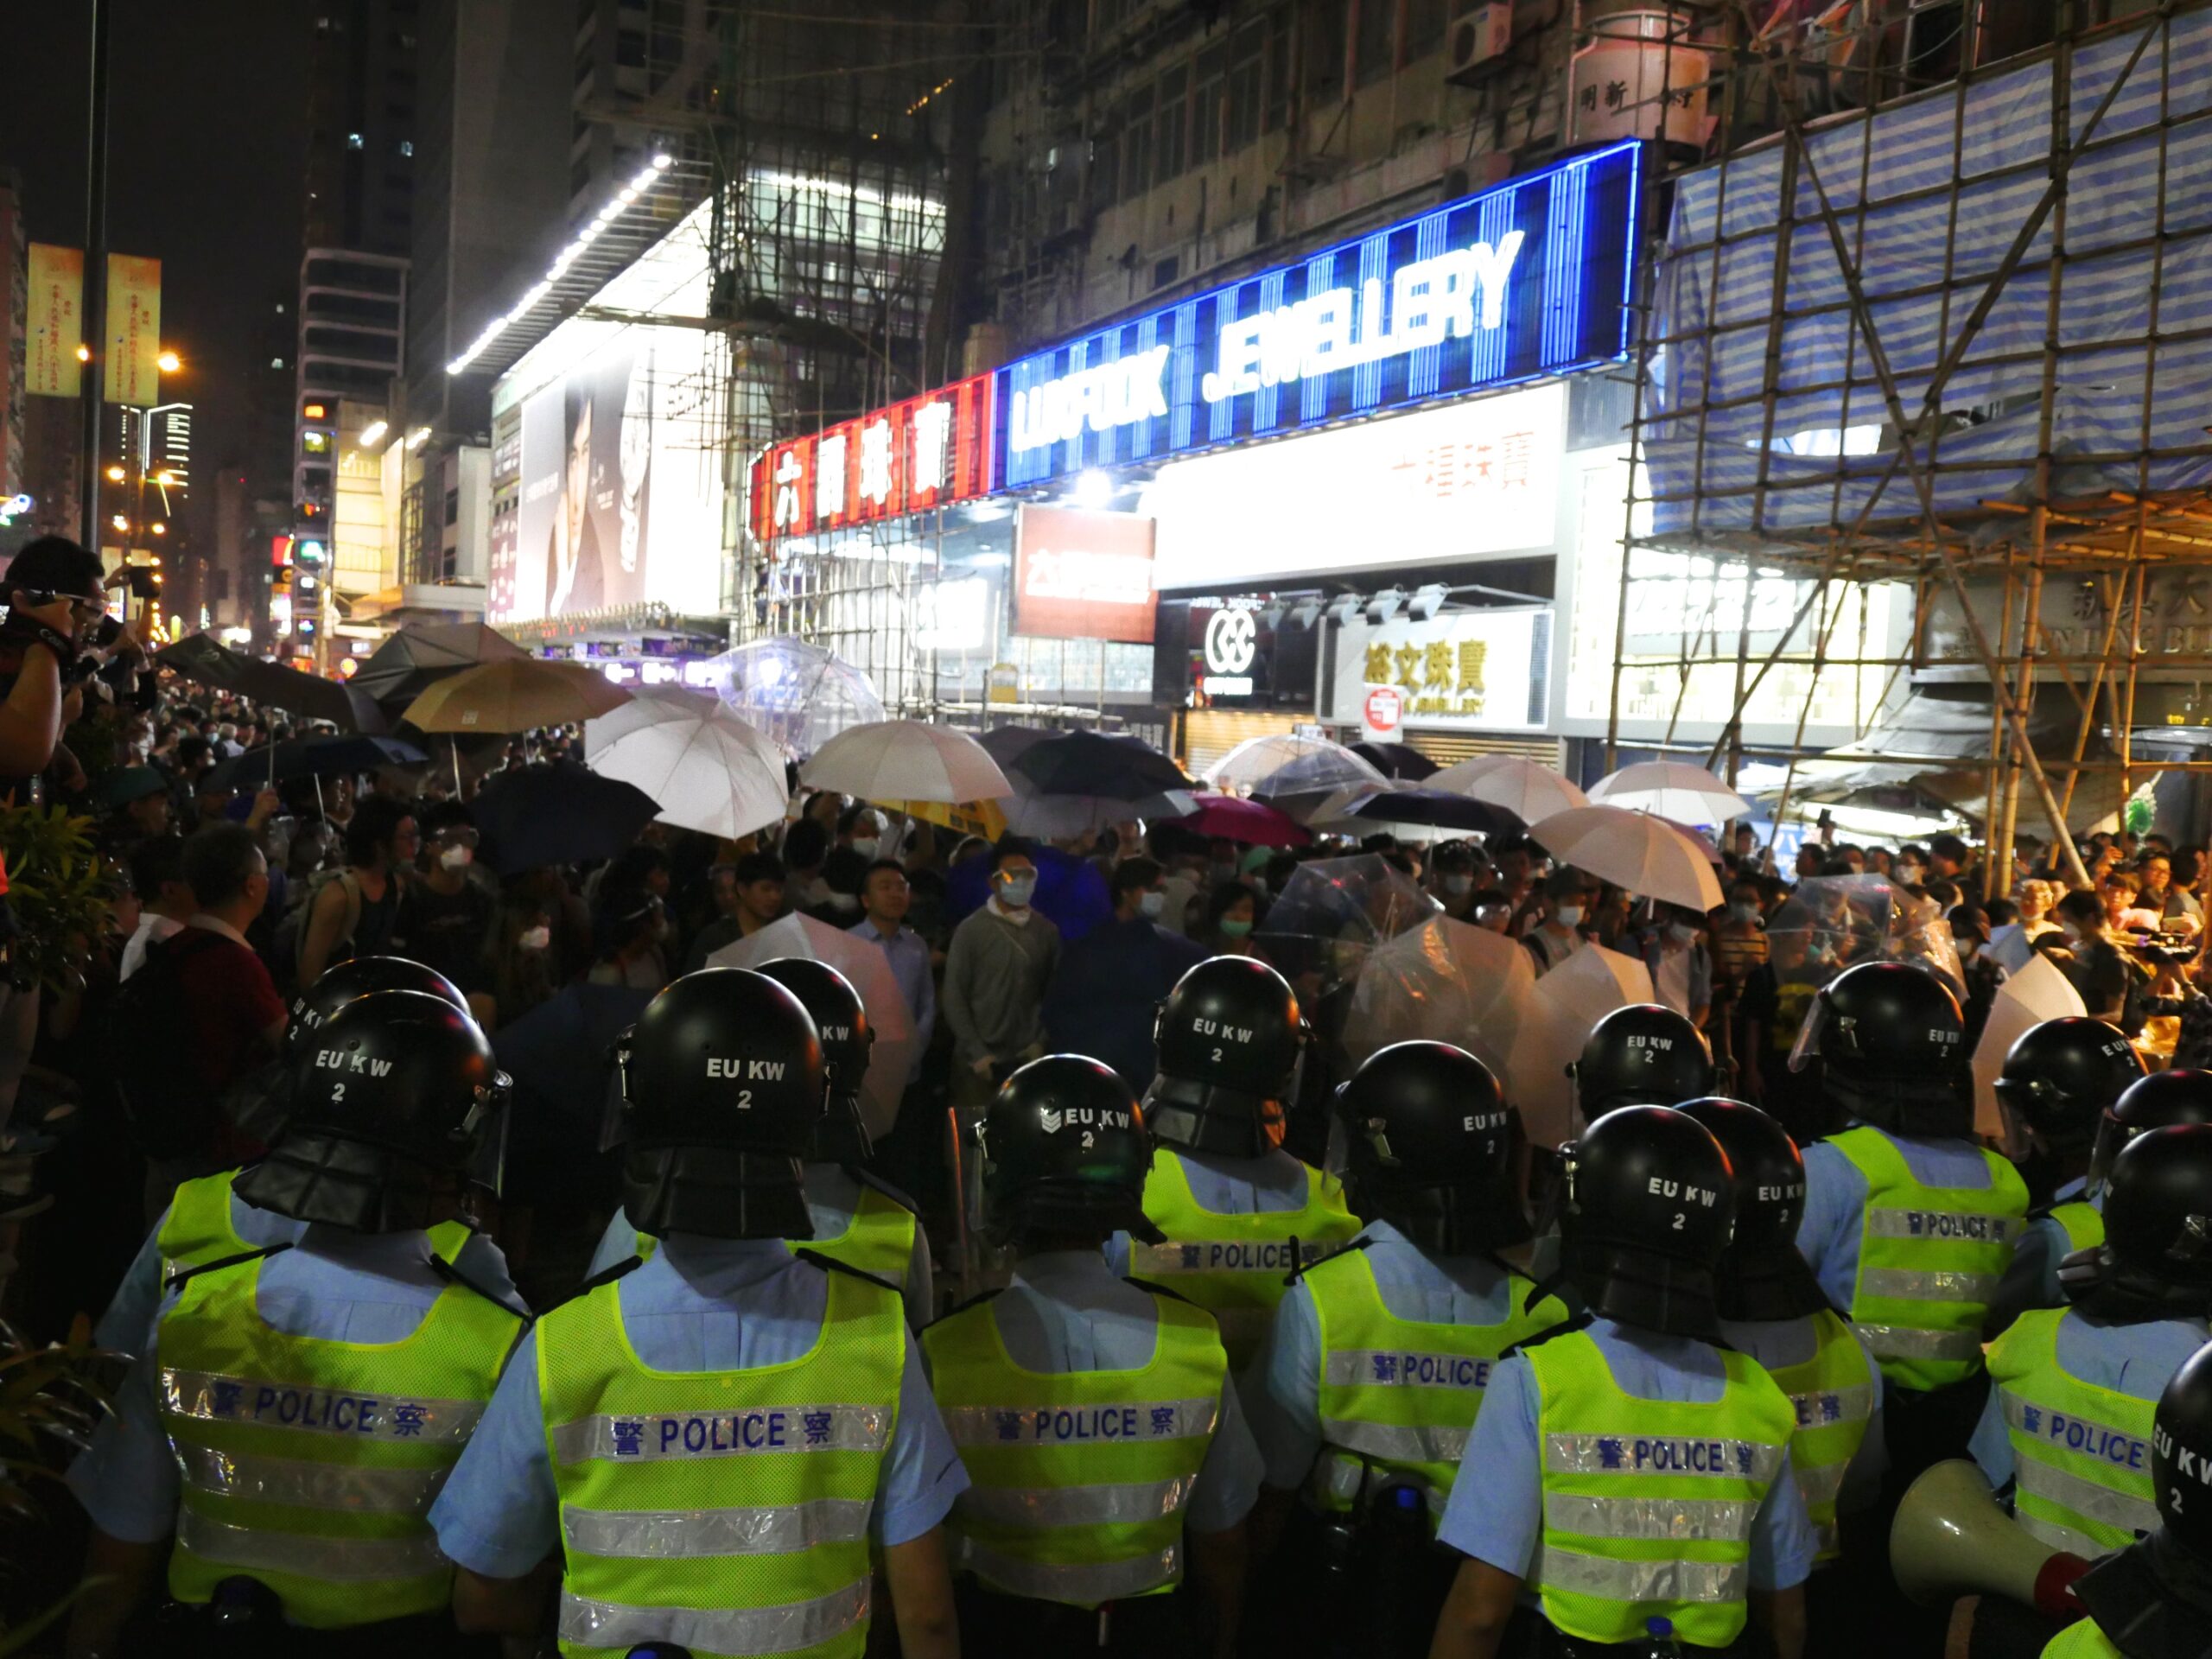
[125,825,289,1224]
[296,794,416,988]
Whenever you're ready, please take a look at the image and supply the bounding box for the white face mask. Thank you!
[1666,921,1697,944]
[999,875,1037,910]
[1444,874,1473,896]
[1729,902,1761,925]
[1554,905,1584,928]
[1138,889,1167,919]
[439,843,474,871]
[518,925,551,951]
[850,837,880,861]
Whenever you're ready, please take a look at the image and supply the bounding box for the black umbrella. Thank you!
[1349,788,1517,836]
[203,734,429,797]
[1007,731,1192,801]
[1349,741,1440,781]
[351,623,531,708]
[472,760,659,873]
[156,634,388,733]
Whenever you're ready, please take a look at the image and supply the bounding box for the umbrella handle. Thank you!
[945,1103,972,1304]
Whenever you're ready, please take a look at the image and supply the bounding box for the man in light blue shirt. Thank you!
[853,857,936,1080]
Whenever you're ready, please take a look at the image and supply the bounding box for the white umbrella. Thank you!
[708,912,918,1143]
[1346,914,1535,1081]
[1586,761,1751,825]
[1531,805,1726,913]
[1971,954,2088,1147]
[1430,755,1589,823]
[1506,945,1656,1148]
[1205,733,1385,798]
[801,719,1012,805]
[582,687,789,841]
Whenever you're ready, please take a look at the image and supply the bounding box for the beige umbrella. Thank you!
[1429,755,1589,823]
[1346,914,1535,1082]
[1971,953,2088,1147]
[1531,805,1726,913]
[1587,761,1751,825]
[801,718,1012,805]
[1506,944,1656,1148]
[401,658,632,732]
[708,912,918,1144]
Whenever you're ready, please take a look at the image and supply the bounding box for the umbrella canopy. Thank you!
[998,775,1193,839]
[1345,788,1517,838]
[801,719,1011,805]
[204,733,429,796]
[493,982,657,1169]
[1530,805,1726,913]
[1761,874,1966,995]
[1204,733,1384,798]
[1346,914,1535,1080]
[471,760,659,872]
[1971,953,2088,1146]
[1506,945,1657,1147]
[1348,741,1439,781]
[1430,755,1589,823]
[402,658,633,733]
[1586,761,1751,825]
[583,686,789,841]
[1009,731,1192,800]
[157,634,389,733]
[700,637,885,757]
[1252,854,1440,994]
[1175,794,1311,849]
[707,912,918,1143]
[349,623,530,707]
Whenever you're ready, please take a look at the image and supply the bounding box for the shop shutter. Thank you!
[1182,709,1306,778]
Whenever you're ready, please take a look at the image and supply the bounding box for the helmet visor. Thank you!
[462,1070,513,1198]
[1787,986,1834,1076]
[599,1027,637,1154]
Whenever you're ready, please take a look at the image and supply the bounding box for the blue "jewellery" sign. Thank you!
[998,140,1641,490]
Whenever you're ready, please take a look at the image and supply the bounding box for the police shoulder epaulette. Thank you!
[844,1165,921,1215]
[1123,1275,1197,1305]
[1501,1311,1594,1358]
[164,1242,290,1294]
[1287,1234,1375,1287]
[793,1248,903,1300]
[427,1251,534,1323]
[537,1253,644,1316]
[924,1287,1006,1330]
[2024,1199,2065,1224]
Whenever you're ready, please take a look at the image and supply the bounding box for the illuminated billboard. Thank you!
[747,372,998,543]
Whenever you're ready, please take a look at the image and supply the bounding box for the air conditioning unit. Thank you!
[1446,3,1514,86]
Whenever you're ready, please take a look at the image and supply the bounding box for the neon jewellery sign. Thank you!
[998,139,1640,490]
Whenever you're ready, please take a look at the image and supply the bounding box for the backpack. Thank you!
[111,928,232,1161]
[270,867,360,992]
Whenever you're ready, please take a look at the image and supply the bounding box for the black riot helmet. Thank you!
[1145,955,1306,1158]
[1673,1098,1827,1322]
[610,968,826,1243]
[286,954,467,1058]
[2090,1070,2212,1192]
[1335,1041,1529,1254]
[754,957,874,1164]
[2066,1126,2212,1320]
[1790,960,1968,1135]
[1996,1018,2145,1158]
[236,991,507,1234]
[1558,1104,1735,1340]
[978,1055,1159,1248]
[2157,1344,2212,1557]
[1569,1005,1714,1126]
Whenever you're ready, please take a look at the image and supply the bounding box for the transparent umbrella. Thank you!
[1253,854,1441,998]
[1205,733,1385,798]
[1345,914,1535,1081]
[698,637,886,757]
[1506,945,1657,1147]
[1763,874,1967,1002]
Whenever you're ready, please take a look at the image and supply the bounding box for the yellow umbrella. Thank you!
[401,658,633,733]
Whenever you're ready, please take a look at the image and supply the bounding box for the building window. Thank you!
[1265,5,1292,130]
[1306,0,1348,103]
[1355,0,1395,84]
[444,488,460,526]
[1122,83,1154,204]
[1226,21,1265,150]
[615,26,646,66]
[346,131,364,149]
[1192,43,1226,165]
[1156,63,1188,183]
[398,139,414,157]
[1091,128,1120,210]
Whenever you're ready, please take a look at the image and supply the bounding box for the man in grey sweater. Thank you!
[943,839,1062,1105]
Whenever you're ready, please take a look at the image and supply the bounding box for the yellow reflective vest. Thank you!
[1758,1309,1876,1563]
[155,1236,523,1628]
[2041,1617,2123,1659]
[632,1176,919,1292]
[1524,1329,1796,1648]
[1987,1306,2167,1556]
[1826,1127,2028,1391]
[1130,1148,1360,1370]
[537,1261,906,1658]
[159,1170,470,1286]
[923,1287,1227,1607]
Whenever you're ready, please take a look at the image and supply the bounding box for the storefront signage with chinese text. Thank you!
[1001,140,1638,489]
[1012,505,1156,643]
[749,372,997,543]
[1328,608,1553,733]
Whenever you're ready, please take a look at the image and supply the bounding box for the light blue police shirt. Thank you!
[1796,1127,2007,1313]
[938,1249,1262,1535]
[585,1163,934,1330]
[1718,1313,1890,1514]
[429,1236,967,1579]
[69,1226,524,1545]
[2017,1178,2104,1312]
[1248,1219,1540,1492]
[1103,1145,1320,1278]
[96,1186,305,1353]
[1968,1309,2208,1489]
[1435,1317,1820,1595]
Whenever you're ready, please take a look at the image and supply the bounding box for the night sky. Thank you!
[2,2,311,538]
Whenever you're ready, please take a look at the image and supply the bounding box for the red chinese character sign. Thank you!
[750,373,997,544]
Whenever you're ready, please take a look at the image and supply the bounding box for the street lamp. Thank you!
[156,350,181,373]
[110,514,128,532]
[150,522,167,536]
[105,465,124,482]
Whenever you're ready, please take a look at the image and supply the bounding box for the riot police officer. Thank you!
[1113,956,1360,1374]
[1791,961,2028,1479]
[587,955,932,1327]
[1432,1104,1816,1659]
[95,954,473,1351]
[1247,1042,1567,1657]
[2087,1066,2212,1189]
[1992,1017,2146,1313]
[428,968,963,1658]
[66,990,525,1657]
[923,1054,1259,1658]
[1569,1003,1716,1128]
[1676,1097,1883,1658]
[2038,1341,2212,1659]
[1968,1123,2212,1659]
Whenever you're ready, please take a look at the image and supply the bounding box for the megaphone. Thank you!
[1891,1459,2092,1618]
